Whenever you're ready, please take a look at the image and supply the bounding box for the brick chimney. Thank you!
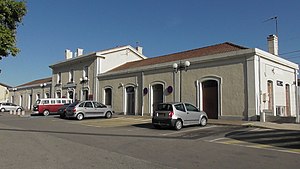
[65,49,73,59]
[136,46,143,54]
[267,34,278,56]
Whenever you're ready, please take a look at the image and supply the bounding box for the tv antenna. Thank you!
[263,16,278,37]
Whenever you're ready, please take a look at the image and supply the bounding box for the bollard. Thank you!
[17,111,21,116]
[21,111,25,116]
[13,110,16,115]
[10,110,13,115]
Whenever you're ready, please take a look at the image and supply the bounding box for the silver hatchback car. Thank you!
[152,102,208,130]
[65,101,114,120]
[0,102,23,112]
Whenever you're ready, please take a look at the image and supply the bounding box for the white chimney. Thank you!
[136,46,143,54]
[267,34,278,56]
[77,48,84,56]
[65,49,73,59]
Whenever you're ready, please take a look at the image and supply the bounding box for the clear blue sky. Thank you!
[1,0,300,87]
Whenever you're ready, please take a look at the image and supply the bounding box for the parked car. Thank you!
[57,103,71,119]
[32,98,73,116]
[0,102,23,112]
[65,101,114,120]
[152,102,208,130]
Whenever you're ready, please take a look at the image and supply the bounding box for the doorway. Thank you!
[202,80,218,119]
[151,84,164,115]
[126,86,135,115]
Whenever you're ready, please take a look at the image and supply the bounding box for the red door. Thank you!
[202,80,218,119]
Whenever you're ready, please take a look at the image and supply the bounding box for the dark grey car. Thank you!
[65,101,114,120]
[152,102,208,130]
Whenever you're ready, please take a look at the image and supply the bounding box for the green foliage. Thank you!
[0,0,26,58]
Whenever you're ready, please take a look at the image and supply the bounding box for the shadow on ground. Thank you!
[225,129,300,149]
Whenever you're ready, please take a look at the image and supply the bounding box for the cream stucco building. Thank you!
[7,36,300,122]
[97,38,299,120]
[49,46,146,102]
[8,77,52,110]
[0,83,11,102]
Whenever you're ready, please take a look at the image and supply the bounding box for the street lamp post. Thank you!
[40,83,47,98]
[173,61,191,102]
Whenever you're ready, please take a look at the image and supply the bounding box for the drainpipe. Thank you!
[141,71,144,116]
[295,69,299,123]
[258,55,262,121]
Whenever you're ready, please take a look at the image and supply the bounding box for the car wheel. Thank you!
[0,108,5,112]
[43,110,50,116]
[174,120,183,130]
[105,111,112,119]
[60,113,66,119]
[76,113,84,120]
[200,117,207,126]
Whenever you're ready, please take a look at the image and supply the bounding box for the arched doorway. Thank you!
[151,84,164,115]
[126,86,135,115]
[68,90,74,101]
[104,88,112,106]
[82,90,89,100]
[202,80,218,119]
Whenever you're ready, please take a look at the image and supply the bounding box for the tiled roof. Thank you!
[110,42,248,72]
[16,77,52,88]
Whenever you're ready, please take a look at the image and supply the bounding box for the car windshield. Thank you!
[33,99,41,106]
[157,104,173,111]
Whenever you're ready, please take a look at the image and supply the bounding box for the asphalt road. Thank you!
[0,114,299,169]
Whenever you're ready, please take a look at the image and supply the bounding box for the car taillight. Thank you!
[73,108,76,112]
[168,111,174,118]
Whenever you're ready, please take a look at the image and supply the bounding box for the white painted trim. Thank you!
[149,81,166,116]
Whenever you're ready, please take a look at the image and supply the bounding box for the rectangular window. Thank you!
[69,69,74,82]
[57,72,61,84]
[83,66,88,78]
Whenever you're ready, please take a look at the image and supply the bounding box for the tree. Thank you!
[0,0,26,59]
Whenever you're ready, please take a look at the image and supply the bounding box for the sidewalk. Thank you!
[208,119,300,131]
[116,115,300,131]
[4,112,300,131]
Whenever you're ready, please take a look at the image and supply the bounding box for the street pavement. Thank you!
[1,112,300,169]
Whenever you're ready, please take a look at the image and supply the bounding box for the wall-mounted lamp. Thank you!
[80,77,89,83]
[40,83,47,88]
[172,60,191,102]
[173,61,190,73]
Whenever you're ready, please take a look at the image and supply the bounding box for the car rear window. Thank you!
[157,104,173,111]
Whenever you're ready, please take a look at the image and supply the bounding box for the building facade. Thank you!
[7,36,299,121]
[8,77,52,110]
[96,41,298,120]
[49,46,146,102]
[0,83,11,102]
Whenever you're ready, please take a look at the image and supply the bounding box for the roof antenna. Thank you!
[263,16,278,37]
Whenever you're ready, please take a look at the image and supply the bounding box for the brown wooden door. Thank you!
[202,80,218,119]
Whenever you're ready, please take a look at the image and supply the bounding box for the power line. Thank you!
[280,50,300,56]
